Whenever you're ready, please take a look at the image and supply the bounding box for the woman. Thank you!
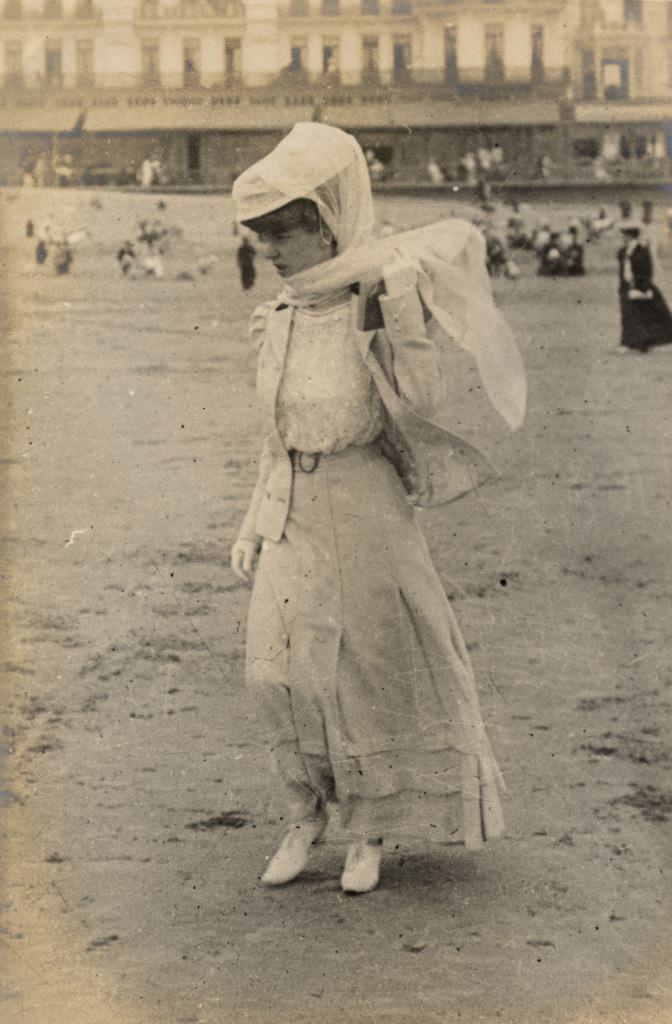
[617,220,672,353]
[230,123,525,894]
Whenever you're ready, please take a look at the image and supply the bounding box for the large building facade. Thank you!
[1,0,671,184]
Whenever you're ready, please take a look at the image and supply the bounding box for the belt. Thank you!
[289,449,321,474]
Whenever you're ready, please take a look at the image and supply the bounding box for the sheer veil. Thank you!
[233,122,527,432]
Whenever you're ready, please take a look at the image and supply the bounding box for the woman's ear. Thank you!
[318,219,336,251]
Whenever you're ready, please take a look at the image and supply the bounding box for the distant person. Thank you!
[490,144,504,179]
[476,178,495,210]
[236,235,257,290]
[139,158,154,188]
[117,240,137,276]
[592,156,610,182]
[427,158,444,185]
[619,200,632,220]
[564,226,586,276]
[485,230,507,276]
[586,206,614,241]
[531,221,551,253]
[461,151,477,186]
[150,155,162,186]
[368,156,386,182]
[55,154,74,188]
[35,217,53,264]
[616,220,672,354]
[536,154,551,181]
[476,146,491,177]
[25,219,34,238]
[641,200,654,225]
[54,240,73,274]
[34,152,49,188]
[537,232,565,276]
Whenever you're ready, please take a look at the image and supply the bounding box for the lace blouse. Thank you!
[277,301,384,455]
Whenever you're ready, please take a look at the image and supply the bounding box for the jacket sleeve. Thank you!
[236,301,277,545]
[378,287,447,417]
[236,441,272,545]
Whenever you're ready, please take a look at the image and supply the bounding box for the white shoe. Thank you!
[260,819,325,886]
[341,841,383,894]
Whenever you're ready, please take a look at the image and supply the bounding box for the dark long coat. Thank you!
[618,242,672,351]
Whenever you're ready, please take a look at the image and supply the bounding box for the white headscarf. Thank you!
[233,122,526,431]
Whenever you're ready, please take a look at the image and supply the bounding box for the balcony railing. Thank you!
[1,0,101,19]
[137,0,244,17]
[0,71,575,110]
[280,0,417,15]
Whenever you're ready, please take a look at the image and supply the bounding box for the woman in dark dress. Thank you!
[617,221,672,353]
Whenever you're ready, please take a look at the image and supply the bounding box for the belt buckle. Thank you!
[295,450,320,474]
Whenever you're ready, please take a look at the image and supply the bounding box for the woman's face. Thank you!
[256,224,333,277]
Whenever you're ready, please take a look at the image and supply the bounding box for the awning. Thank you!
[84,103,308,133]
[0,107,85,133]
[84,98,561,134]
[331,100,562,130]
[575,101,672,125]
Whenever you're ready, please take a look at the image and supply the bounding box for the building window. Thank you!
[602,57,629,99]
[140,0,158,15]
[76,39,94,86]
[289,39,307,72]
[393,34,411,83]
[289,0,308,13]
[183,39,201,87]
[210,0,243,12]
[361,0,378,12]
[322,40,339,77]
[43,0,62,16]
[624,0,641,22]
[321,0,339,15]
[2,0,23,17]
[141,39,161,87]
[444,24,458,85]
[74,0,97,15]
[531,25,543,84]
[362,34,379,83]
[45,41,63,86]
[4,40,23,85]
[224,37,241,79]
[580,47,596,99]
[187,133,200,177]
[484,26,504,84]
[391,0,411,13]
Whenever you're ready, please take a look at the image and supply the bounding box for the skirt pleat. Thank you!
[246,443,504,848]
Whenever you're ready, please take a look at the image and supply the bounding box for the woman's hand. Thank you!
[231,539,260,583]
[382,253,419,298]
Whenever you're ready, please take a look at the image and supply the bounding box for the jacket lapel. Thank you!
[256,304,293,450]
